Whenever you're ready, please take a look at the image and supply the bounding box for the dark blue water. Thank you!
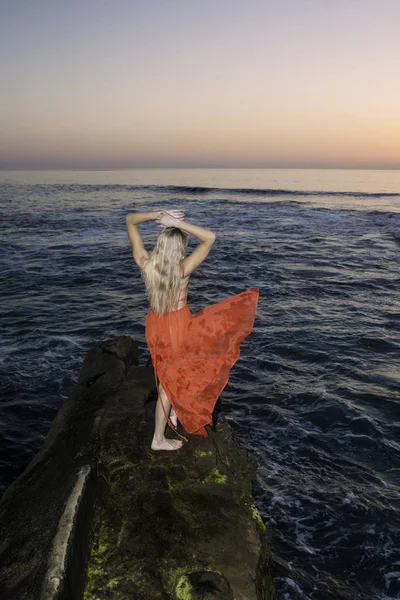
[1,169,400,599]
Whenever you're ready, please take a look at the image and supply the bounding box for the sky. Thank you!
[1,0,399,170]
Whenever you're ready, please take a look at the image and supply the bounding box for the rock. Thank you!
[0,336,276,600]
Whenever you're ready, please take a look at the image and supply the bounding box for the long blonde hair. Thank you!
[141,227,188,315]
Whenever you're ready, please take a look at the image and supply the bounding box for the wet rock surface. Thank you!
[0,336,276,600]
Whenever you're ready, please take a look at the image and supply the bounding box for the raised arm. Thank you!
[156,213,216,277]
[126,211,160,269]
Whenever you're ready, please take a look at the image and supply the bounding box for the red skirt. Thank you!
[145,288,260,437]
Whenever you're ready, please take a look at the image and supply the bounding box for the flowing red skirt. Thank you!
[145,288,260,437]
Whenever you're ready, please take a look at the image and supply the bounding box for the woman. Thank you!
[126,209,259,451]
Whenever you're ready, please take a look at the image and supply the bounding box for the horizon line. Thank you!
[1,166,399,172]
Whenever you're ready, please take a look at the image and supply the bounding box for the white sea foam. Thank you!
[384,571,400,591]
[275,577,311,599]
[342,491,356,505]
[49,334,88,347]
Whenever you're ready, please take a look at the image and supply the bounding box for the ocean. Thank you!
[0,168,399,599]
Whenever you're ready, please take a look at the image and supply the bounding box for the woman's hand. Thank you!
[156,210,185,229]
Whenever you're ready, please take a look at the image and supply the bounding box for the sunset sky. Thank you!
[1,0,399,169]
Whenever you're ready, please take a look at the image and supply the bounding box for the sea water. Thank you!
[1,168,399,599]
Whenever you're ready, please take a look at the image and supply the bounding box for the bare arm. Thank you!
[180,221,216,277]
[174,220,216,243]
[126,211,160,268]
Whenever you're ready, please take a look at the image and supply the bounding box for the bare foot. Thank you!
[170,406,178,428]
[151,437,183,451]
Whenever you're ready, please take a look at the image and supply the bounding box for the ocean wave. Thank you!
[10,182,400,199]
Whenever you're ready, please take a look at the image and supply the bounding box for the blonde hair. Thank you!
[142,227,188,315]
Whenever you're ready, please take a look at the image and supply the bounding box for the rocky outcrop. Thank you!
[0,336,276,600]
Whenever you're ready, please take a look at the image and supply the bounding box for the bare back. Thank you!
[177,273,190,310]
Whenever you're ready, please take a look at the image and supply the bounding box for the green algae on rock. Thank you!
[249,500,268,535]
[202,467,228,484]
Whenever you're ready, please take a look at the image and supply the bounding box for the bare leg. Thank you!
[151,382,183,451]
[170,405,178,428]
